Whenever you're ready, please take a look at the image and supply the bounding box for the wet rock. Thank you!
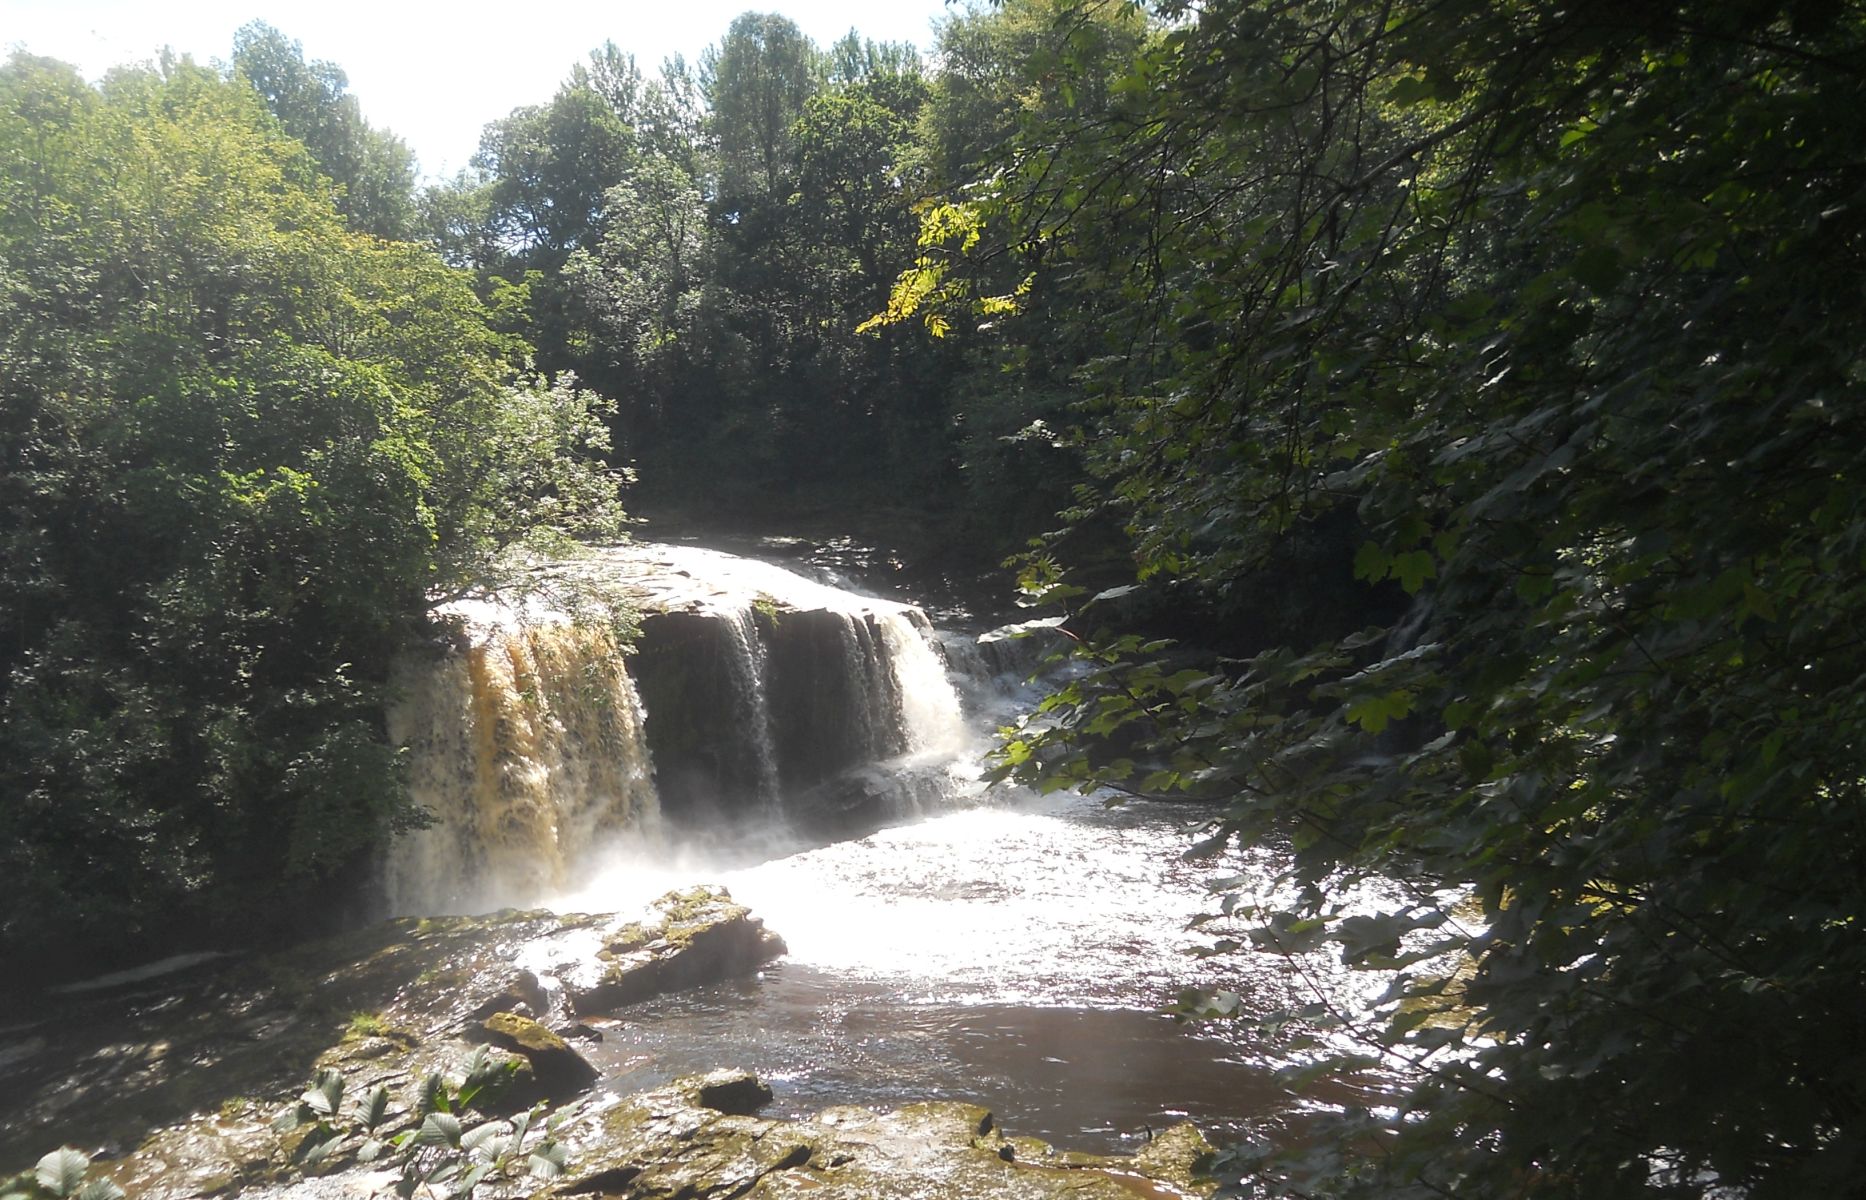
[466,969,556,1025]
[478,1011,599,1100]
[550,1075,1209,1200]
[102,1113,282,1200]
[557,1079,806,1200]
[567,887,787,1014]
[687,1069,773,1116]
[976,617,1075,680]
[1132,1122,1217,1192]
[0,899,782,1184]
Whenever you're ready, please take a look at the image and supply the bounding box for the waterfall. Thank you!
[386,620,660,915]
[719,607,782,809]
[384,541,981,915]
[877,610,967,756]
[832,611,898,762]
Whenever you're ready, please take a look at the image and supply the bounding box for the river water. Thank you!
[373,534,1378,1157]
[469,536,1361,1156]
[546,791,1328,1154]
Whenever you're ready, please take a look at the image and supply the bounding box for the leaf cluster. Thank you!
[955,0,1866,1196]
[272,1051,574,1199]
[1,1149,124,1200]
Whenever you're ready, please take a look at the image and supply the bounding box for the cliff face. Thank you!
[634,602,959,826]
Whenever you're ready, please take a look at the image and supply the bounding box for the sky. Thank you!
[1,0,963,179]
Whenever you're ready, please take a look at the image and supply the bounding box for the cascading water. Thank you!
[384,542,976,913]
[718,607,782,810]
[385,617,660,915]
[877,609,966,756]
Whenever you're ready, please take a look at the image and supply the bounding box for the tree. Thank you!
[0,52,624,975]
[231,21,418,239]
[702,12,822,203]
[893,0,1866,1195]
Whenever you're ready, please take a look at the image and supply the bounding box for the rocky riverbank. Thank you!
[1,888,1213,1200]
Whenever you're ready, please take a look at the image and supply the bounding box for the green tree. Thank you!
[894,0,1866,1195]
[231,21,418,239]
[701,12,823,203]
[0,52,623,975]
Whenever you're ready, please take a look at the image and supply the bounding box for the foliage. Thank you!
[416,8,1072,558]
[231,22,418,239]
[540,18,964,512]
[928,0,1866,1196]
[0,1149,124,1200]
[273,1051,574,1198]
[0,53,624,973]
[702,12,824,203]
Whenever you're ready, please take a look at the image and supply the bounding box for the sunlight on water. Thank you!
[553,790,1282,1013]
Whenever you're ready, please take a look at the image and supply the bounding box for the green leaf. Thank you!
[1353,541,1390,582]
[1346,690,1413,733]
[1570,245,1625,294]
[299,1133,346,1167]
[273,1104,312,1134]
[528,1144,568,1178]
[302,1069,344,1117]
[1391,550,1436,593]
[416,1112,465,1149]
[35,1149,89,1198]
[420,1072,448,1115]
[359,1085,390,1133]
[461,1120,510,1156]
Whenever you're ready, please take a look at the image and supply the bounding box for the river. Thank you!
[479,533,1354,1155]
[0,534,1360,1178]
[545,792,1321,1154]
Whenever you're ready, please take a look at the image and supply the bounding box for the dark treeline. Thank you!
[5,2,1865,1197]
[410,7,1100,567]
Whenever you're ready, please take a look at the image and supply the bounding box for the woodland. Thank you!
[2,1,1864,1196]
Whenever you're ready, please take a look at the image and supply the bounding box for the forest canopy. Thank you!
[916,2,1866,1197]
[0,52,623,970]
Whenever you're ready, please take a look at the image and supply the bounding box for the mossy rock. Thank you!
[1131,1123,1217,1193]
[480,1011,599,1100]
[571,887,787,1013]
[686,1069,774,1116]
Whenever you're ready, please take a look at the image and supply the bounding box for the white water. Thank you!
[876,610,967,757]
[385,619,661,914]
[545,788,1356,1152]
[718,606,782,809]
[553,790,1265,1010]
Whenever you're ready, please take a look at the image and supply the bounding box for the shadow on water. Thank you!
[591,963,1299,1155]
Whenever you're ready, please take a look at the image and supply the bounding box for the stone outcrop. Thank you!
[2,890,783,1198]
[564,887,788,1014]
[553,1071,1215,1200]
[478,1011,601,1100]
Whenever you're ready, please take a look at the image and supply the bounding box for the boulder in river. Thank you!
[478,1010,601,1100]
[565,886,788,1013]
